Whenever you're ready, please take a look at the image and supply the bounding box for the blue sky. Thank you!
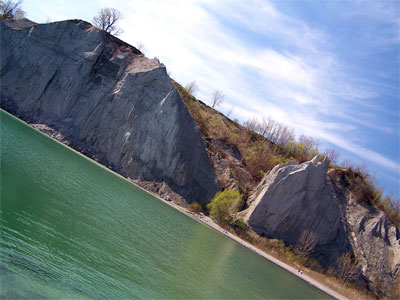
[22,0,399,198]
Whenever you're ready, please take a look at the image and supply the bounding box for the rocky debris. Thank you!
[1,19,220,205]
[206,138,254,193]
[132,180,187,206]
[346,202,400,293]
[241,155,399,293]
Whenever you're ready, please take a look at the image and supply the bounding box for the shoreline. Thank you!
[165,201,348,300]
[2,109,348,300]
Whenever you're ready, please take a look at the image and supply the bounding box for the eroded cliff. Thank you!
[0,19,220,205]
[242,156,399,293]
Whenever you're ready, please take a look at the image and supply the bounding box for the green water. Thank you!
[0,110,330,299]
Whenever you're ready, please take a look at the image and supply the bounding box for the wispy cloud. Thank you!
[24,0,399,193]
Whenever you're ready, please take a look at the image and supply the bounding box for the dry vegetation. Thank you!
[173,79,399,298]
[230,227,375,300]
[331,166,400,228]
[173,80,319,186]
[174,79,399,229]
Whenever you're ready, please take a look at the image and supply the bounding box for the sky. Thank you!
[22,0,399,198]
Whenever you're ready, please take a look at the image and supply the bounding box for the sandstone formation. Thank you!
[242,155,399,291]
[0,19,220,205]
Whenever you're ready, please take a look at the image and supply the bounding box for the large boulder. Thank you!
[0,19,220,204]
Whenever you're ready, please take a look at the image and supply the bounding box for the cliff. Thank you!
[241,156,399,293]
[2,17,398,297]
[0,19,220,205]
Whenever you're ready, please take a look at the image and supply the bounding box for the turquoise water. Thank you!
[0,110,331,299]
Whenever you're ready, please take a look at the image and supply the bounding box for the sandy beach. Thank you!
[163,199,349,300]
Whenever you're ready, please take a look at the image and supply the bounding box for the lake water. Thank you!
[0,110,330,299]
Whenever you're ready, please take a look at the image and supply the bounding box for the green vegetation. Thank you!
[206,189,243,224]
[174,79,399,227]
[188,201,203,214]
[174,78,398,299]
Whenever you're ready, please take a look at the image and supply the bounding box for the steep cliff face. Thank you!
[0,19,220,205]
[242,156,399,291]
[346,202,400,293]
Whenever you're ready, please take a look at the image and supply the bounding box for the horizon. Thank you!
[19,0,400,198]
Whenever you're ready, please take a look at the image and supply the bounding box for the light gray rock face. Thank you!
[242,156,399,291]
[346,203,400,292]
[243,156,343,247]
[0,19,220,204]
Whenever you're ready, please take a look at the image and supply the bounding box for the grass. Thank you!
[232,228,376,300]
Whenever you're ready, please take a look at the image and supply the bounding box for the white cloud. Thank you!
[24,0,399,191]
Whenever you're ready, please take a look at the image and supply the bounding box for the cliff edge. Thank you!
[0,19,220,205]
[241,156,399,293]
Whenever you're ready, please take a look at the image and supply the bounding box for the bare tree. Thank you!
[324,148,340,165]
[226,106,234,118]
[185,81,198,96]
[93,8,123,36]
[135,41,145,53]
[211,90,225,108]
[243,117,259,132]
[257,117,271,137]
[298,134,319,155]
[276,125,295,147]
[295,230,317,259]
[336,252,361,282]
[0,0,25,20]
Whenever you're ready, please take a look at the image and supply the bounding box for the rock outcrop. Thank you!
[0,19,220,205]
[242,156,399,292]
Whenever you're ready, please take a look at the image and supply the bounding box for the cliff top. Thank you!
[2,17,37,30]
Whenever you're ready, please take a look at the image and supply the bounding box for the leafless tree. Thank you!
[324,148,340,165]
[295,230,317,259]
[257,117,272,137]
[185,81,198,96]
[276,125,295,147]
[135,41,145,53]
[298,134,319,155]
[243,117,259,132]
[211,90,225,108]
[226,106,234,118]
[336,252,361,282]
[93,7,123,36]
[0,0,25,20]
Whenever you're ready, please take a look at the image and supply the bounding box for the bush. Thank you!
[207,189,243,224]
[188,201,203,214]
[231,218,248,234]
[340,167,400,228]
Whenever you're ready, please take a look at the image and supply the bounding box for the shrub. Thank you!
[336,252,361,283]
[207,189,243,224]
[188,201,203,214]
[231,218,248,234]
[340,167,400,228]
[295,230,317,260]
